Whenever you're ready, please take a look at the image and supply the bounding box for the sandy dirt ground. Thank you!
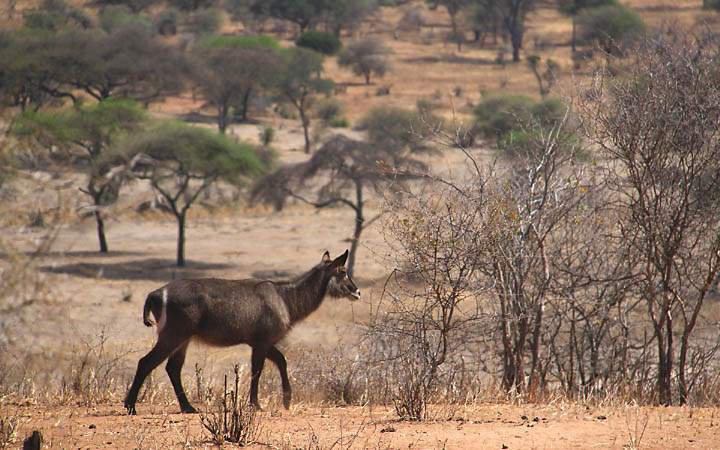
[5,403,720,449]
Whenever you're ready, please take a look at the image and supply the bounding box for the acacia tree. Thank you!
[586,30,720,405]
[193,37,281,133]
[57,24,188,103]
[321,0,377,36]
[252,128,429,277]
[428,0,470,50]
[12,99,146,253]
[0,30,81,109]
[116,122,266,266]
[558,0,616,51]
[337,37,391,85]
[249,0,326,33]
[275,47,332,153]
[473,0,536,62]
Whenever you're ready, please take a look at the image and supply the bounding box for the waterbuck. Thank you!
[124,250,360,414]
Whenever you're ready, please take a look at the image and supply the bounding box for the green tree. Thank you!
[0,25,189,109]
[0,31,69,110]
[472,0,537,62]
[194,35,281,131]
[337,37,391,85]
[91,0,159,14]
[321,0,378,37]
[558,0,616,51]
[250,0,328,33]
[576,4,644,55]
[252,131,428,276]
[296,31,342,55]
[56,25,189,103]
[428,0,470,51]
[13,99,146,252]
[23,0,91,31]
[275,47,332,153]
[116,122,266,266]
[170,0,218,11]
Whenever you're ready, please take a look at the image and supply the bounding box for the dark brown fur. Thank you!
[124,250,359,414]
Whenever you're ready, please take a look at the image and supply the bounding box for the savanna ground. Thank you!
[3,0,720,448]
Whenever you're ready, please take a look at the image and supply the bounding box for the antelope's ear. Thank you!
[321,251,331,264]
[333,249,349,267]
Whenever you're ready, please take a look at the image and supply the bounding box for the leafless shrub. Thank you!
[59,330,134,406]
[369,178,499,419]
[582,28,720,405]
[200,365,261,446]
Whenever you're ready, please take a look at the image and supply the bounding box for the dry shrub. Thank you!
[201,365,261,446]
[58,330,136,406]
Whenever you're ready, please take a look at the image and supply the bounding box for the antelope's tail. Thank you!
[143,291,161,327]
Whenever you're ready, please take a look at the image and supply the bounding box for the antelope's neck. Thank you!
[280,267,330,323]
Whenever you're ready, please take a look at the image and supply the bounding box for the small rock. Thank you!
[521,415,528,421]
[532,417,539,422]
[88,424,96,429]
[380,426,396,433]
[596,415,607,421]
[502,445,509,449]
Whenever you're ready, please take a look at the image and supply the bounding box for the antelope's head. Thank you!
[322,250,361,301]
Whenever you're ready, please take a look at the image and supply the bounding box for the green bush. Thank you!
[199,34,280,50]
[558,0,617,16]
[357,106,430,151]
[577,4,645,55]
[183,8,222,35]
[155,8,180,36]
[498,129,583,159]
[703,0,720,10]
[99,5,153,33]
[24,0,91,31]
[474,94,573,157]
[474,94,535,139]
[314,98,344,122]
[296,31,342,55]
[329,117,350,128]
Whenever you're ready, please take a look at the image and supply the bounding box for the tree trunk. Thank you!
[299,107,311,154]
[365,72,371,85]
[347,181,364,277]
[239,89,252,122]
[571,16,577,52]
[528,299,544,395]
[511,27,522,62]
[657,312,673,405]
[94,208,108,253]
[176,212,186,267]
[218,103,228,134]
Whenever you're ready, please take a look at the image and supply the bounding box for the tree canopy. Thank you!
[12,99,147,252]
[275,47,333,153]
[114,122,267,266]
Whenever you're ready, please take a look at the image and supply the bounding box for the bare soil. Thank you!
[6,403,720,449]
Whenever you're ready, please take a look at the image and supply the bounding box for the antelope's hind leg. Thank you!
[166,340,197,413]
[267,346,292,409]
[124,332,187,415]
[249,346,268,410]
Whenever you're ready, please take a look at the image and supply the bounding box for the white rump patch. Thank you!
[157,288,168,334]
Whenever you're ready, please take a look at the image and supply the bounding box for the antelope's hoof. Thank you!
[283,394,292,410]
[125,403,137,415]
[181,405,198,414]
